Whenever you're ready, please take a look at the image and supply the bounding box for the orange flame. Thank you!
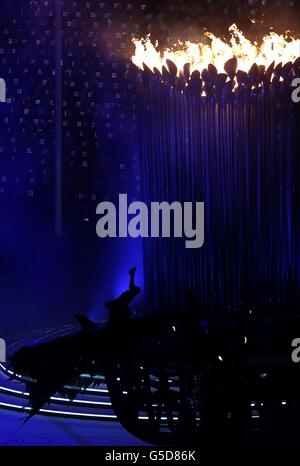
[132,24,300,75]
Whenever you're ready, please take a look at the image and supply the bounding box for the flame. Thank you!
[132,24,300,75]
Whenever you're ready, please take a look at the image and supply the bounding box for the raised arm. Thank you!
[129,266,137,291]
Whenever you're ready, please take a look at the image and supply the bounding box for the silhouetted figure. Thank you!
[105,267,141,326]
[181,289,208,353]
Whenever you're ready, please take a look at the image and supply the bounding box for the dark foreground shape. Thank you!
[9,307,300,446]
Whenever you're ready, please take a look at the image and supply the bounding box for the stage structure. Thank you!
[133,27,300,311]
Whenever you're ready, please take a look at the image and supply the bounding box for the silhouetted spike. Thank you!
[166,59,177,78]
[201,68,210,83]
[241,76,252,91]
[142,63,153,75]
[271,74,280,86]
[258,65,265,76]
[273,62,282,77]
[141,64,153,84]
[188,70,202,95]
[177,74,186,90]
[204,82,213,98]
[223,80,234,95]
[248,63,259,84]
[224,57,237,78]
[265,61,275,81]
[190,70,201,81]
[281,61,293,80]
[208,63,218,78]
[236,70,248,85]
[183,63,191,80]
[153,67,162,78]
[162,65,170,80]
[215,73,227,94]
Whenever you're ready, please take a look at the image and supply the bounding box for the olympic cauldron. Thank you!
[132,28,300,312]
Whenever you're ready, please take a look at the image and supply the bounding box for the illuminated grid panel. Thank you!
[0,1,55,203]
